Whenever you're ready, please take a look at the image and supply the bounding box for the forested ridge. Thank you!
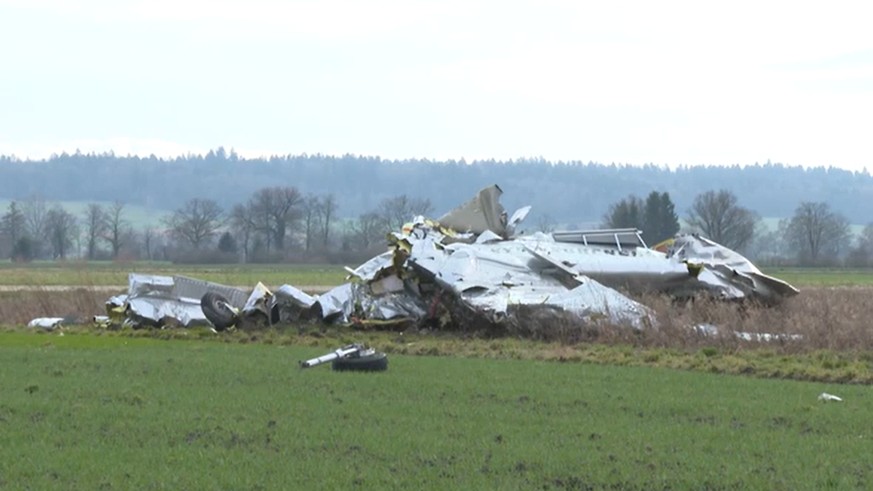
[1,150,870,224]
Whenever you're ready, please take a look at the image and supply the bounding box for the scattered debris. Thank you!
[27,317,65,331]
[106,274,249,329]
[818,392,843,402]
[300,344,389,372]
[694,324,804,343]
[101,184,798,335]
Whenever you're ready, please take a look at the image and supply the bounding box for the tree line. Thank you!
[601,189,860,266]
[0,184,867,267]
[3,151,873,226]
[0,187,433,265]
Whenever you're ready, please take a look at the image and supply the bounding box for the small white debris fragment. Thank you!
[27,317,65,330]
[818,392,843,402]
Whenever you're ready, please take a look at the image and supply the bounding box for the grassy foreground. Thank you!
[1,331,869,490]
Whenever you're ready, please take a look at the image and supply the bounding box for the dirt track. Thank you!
[0,285,334,294]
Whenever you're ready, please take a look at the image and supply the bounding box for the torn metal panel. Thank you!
[347,251,394,282]
[529,230,798,304]
[28,317,65,330]
[125,296,209,328]
[667,235,800,302]
[437,184,509,237]
[121,274,248,328]
[307,280,427,323]
[314,283,355,321]
[354,289,428,322]
[404,224,654,327]
[273,284,316,309]
[522,234,697,295]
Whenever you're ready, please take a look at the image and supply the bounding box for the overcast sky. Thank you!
[1,0,871,170]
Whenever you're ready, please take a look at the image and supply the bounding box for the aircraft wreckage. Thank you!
[105,185,798,332]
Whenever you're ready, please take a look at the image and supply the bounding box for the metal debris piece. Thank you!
[110,274,249,328]
[667,235,800,303]
[300,344,388,371]
[818,392,843,402]
[27,317,65,330]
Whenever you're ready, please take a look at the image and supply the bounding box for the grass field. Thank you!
[763,267,873,286]
[3,261,872,489]
[3,262,873,289]
[1,330,869,490]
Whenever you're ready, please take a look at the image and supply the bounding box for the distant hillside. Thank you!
[2,152,871,225]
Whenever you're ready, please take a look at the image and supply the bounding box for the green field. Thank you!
[762,267,873,287]
[0,330,867,490]
[3,262,873,289]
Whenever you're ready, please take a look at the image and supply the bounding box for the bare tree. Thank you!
[784,201,850,265]
[103,201,129,259]
[686,190,758,250]
[535,213,556,233]
[846,223,873,266]
[250,187,303,251]
[319,193,337,248]
[82,203,108,260]
[163,198,224,250]
[229,203,257,262]
[21,195,49,256]
[142,227,158,261]
[349,212,385,251]
[45,206,79,259]
[301,194,323,252]
[377,195,433,232]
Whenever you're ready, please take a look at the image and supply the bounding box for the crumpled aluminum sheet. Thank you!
[405,226,654,327]
[273,284,316,309]
[117,274,248,328]
[315,283,355,320]
[669,235,799,302]
[28,317,65,330]
[126,296,209,328]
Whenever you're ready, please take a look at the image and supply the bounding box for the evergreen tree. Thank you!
[217,231,238,254]
[604,192,678,245]
[1,201,27,258]
[642,191,679,245]
[11,236,36,262]
[602,196,645,230]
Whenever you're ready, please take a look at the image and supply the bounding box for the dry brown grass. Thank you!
[5,286,873,383]
[452,287,873,356]
[2,286,872,356]
[0,288,107,325]
[639,287,873,354]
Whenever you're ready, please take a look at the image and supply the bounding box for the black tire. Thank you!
[332,352,389,372]
[201,292,237,331]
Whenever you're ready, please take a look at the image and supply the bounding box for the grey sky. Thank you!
[1,0,871,170]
